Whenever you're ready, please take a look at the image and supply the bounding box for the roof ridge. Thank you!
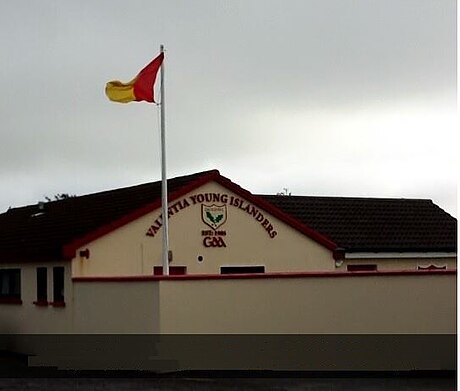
[259,194,434,202]
[66,169,220,200]
[3,169,221,213]
[1,169,456,264]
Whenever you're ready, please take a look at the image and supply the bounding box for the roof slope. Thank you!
[0,170,217,262]
[260,195,457,253]
[0,170,456,263]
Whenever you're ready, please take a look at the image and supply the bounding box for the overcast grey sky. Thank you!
[0,0,457,216]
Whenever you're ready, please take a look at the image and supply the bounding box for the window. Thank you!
[347,264,377,272]
[220,266,265,274]
[36,267,47,303]
[0,269,21,302]
[153,266,187,276]
[53,267,65,304]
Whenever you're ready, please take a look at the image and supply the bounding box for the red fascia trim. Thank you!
[61,170,221,259]
[72,269,456,283]
[61,169,337,258]
[214,175,337,250]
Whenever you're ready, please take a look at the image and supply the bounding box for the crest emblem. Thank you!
[202,204,227,230]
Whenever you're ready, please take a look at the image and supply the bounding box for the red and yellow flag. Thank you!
[105,52,164,103]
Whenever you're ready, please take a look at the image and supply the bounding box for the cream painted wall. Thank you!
[72,280,159,333]
[72,181,334,277]
[0,265,158,334]
[158,274,456,334]
[1,272,455,370]
[0,262,73,334]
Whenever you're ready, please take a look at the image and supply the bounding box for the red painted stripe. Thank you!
[72,269,456,283]
[73,275,159,282]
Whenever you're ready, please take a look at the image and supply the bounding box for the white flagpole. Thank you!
[159,44,169,275]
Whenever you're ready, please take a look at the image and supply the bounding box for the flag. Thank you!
[105,52,164,103]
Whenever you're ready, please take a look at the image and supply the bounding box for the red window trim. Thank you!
[153,266,187,276]
[50,301,66,308]
[33,300,49,307]
[0,298,23,305]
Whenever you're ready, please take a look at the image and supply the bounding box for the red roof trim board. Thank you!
[72,269,456,283]
[61,170,220,259]
[213,174,337,250]
[61,170,337,259]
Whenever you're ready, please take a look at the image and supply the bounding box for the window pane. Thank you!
[220,266,265,274]
[0,269,21,299]
[36,267,47,301]
[153,266,187,275]
[0,272,9,295]
[347,264,377,272]
[53,267,64,302]
[12,272,20,296]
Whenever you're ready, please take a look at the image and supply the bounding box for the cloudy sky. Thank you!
[0,0,457,216]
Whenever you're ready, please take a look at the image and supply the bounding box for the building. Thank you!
[0,170,456,371]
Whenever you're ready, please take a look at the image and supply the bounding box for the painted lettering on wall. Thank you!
[145,198,191,237]
[146,192,278,239]
[203,236,227,248]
